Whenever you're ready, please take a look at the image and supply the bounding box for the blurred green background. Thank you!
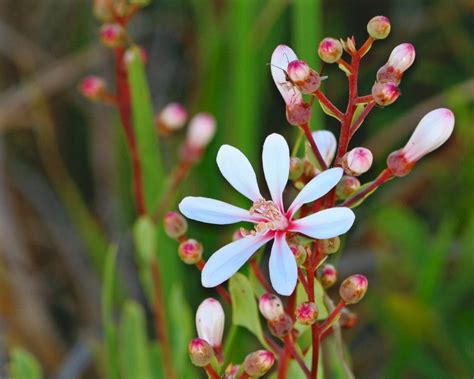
[0,0,473,378]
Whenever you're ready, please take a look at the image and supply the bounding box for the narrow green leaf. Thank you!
[9,348,42,379]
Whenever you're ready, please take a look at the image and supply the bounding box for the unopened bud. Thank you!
[186,113,216,150]
[318,38,343,63]
[188,338,214,367]
[341,147,373,176]
[295,302,319,325]
[287,60,321,94]
[319,263,337,288]
[289,157,304,180]
[286,101,312,126]
[336,175,361,199]
[367,16,391,40]
[386,149,413,177]
[371,81,400,106]
[178,239,203,265]
[387,43,416,73]
[243,350,275,377]
[319,237,340,255]
[164,211,187,239]
[259,294,284,321]
[339,274,368,304]
[100,23,126,48]
[79,76,106,100]
[312,130,337,166]
[196,298,225,347]
[268,313,293,338]
[93,0,114,21]
[339,308,357,329]
[156,103,188,134]
[303,159,319,179]
[290,244,307,266]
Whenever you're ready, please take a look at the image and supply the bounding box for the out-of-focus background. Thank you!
[0,0,473,378]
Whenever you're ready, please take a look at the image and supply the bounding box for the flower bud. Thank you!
[341,147,373,176]
[318,37,343,63]
[196,298,225,347]
[243,350,275,377]
[79,76,106,101]
[339,274,368,304]
[295,302,319,325]
[163,211,187,239]
[290,244,307,266]
[259,294,284,321]
[336,175,361,199]
[186,113,216,150]
[386,149,413,177]
[319,264,337,288]
[367,16,391,40]
[319,237,340,255]
[287,60,321,94]
[156,103,188,134]
[93,0,114,21]
[188,338,214,367]
[371,81,400,106]
[289,157,304,180]
[286,102,312,126]
[339,308,357,329]
[303,159,319,179]
[178,239,203,265]
[268,313,293,338]
[100,23,126,48]
[387,43,416,73]
[312,130,337,166]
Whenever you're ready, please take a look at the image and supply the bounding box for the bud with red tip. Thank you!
[387,108,455,177]
[79,76,106,101]
[295,302,319,325]
[188,338,214,367]
[341,147,373,176]
[164,211,188,239]
[319,263,337,288]
[287,60,321,94]
[377,43,416,85]
[196,298,225,348]
[336,175,361,199]
[318,38,343,63]
[372,81,400,106]
[243,350,275,377]
[319,237,341,255]
[156,103,188,134]
[178,239,203,265]
[339,274,368,304]
[259,294,284,321]
[268,313,293,338]
[339,308,357,329]
[367,16,391,40]
[286,102,312,126]
[186,113,216,151]
[100,23,126,48]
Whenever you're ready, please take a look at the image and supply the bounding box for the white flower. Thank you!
[179,134,355,296]
[196,298,225,347]
[312,130,337,166]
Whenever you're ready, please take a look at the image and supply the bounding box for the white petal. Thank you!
[179,197,260,225]
[312,130,337,166]
[290,207,355,239]
[217,145,262,201]
[270,45,302,105]
[202,234,273,288]
[287,168,343,217]
[268,234,297,296]
[262,134,290,209]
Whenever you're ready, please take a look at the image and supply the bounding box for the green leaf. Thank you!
[318,99,343,121]
[133,216,156,265]
[8,348,42,379]
[119,301,153,379]
[229,273,269,349]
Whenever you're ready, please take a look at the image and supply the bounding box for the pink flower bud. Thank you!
[289,157,304,180]
[319,264,337,288]
[387,43,416,73]
[259,294,284,320]
[156,103,188,133]
[371,81,400,106]
[188,338,214,367]
[79,76,106,100]
[196,298,225,347]
[100,23,125,48]
[268,313,293,338]
[243,350,275,377]
[186,113,216,150]
[336,175,361,199]
[367,16,391,40]
[270,45,302,106]
[318,37,343,63]
[295,302,319,325]
[287,60,321,94]
[339,274,368,304]
[312,130,337,166]
[319,237,341,255]
[286,101,312,126]
[178,239,203,265]
[341,147,373,176]
[163,211,188,239]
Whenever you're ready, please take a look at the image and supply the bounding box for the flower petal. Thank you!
[290,207,355,239]
[217,145,262,201]
[268,234,297,296]
[270,45,302,105]
[262,134,290,209]
[179,197,260,225]
[312,130,337,166]
[202,234,273,288]
[287,168,343,217]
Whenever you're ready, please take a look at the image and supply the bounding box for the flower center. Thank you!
[248,199,288,235]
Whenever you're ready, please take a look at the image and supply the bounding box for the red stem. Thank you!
[319,300,346,335]
[285,335,312,378]
[250,259,273,294]
[340,169,393,207]
[276,341,291,379]
[300,123,328,170]
[355,95,374,104]
[298,268,308,293]
[349,101,376,137]
[204,364,220,379]
[305,258,320,379]
[313,90,344,120]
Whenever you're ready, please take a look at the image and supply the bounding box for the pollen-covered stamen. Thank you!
[249,199,289,234]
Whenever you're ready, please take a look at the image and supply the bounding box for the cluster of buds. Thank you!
[258,294,293,338]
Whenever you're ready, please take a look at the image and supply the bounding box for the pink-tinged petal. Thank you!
[217,145,262,201]
[290,207,355,239]
[262,134,290,210]
[179,197,260,225]
[270,45,302,105]
[268,234,297,296]
[202,234,273,288]
[287,168,343,217]
[312,130,337,166]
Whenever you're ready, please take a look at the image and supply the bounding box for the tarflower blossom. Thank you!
[179,134,355,295]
